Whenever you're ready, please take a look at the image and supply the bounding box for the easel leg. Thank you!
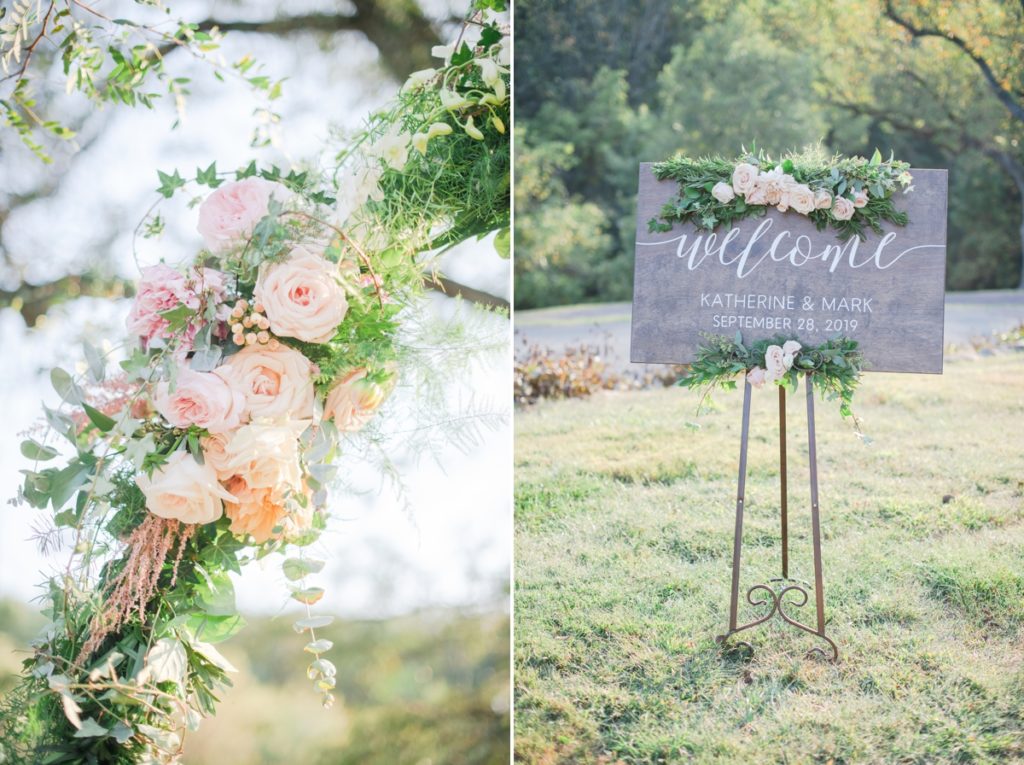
[779,386,788,580]
[727,381,753,633]
[805,376,838,661]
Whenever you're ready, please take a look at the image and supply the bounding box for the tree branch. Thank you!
[424,276,509,310]
[883,0,1024,123]
[192,0,444,80]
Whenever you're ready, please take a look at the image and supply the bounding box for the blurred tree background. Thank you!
[514,0,1024,309]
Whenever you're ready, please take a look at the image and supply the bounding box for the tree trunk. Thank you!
[988,151,1024,289]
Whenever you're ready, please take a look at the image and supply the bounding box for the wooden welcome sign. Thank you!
[630,166,948,372]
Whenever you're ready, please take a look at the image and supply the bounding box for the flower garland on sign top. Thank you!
[0,4,509,763]
[655,147,909,422]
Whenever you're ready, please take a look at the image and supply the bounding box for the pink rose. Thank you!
[323,368,391,431]
[154,368,244,434]
[853,189,869,208]
[197,178,291,253]
[254,245,349,344]
[746,367,767,389]
[831,196,855,221]
[731,163,759,196]
[788,184,815,215]
[813,189,833,210]
[764,345,787,382]
[136,451,236,525]
[219,343,315,421]
[127,265,231,348]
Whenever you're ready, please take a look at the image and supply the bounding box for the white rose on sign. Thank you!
[764,345,788,382]
[731,163,759,195]
[832,196,855,221]
[711,182,735,204]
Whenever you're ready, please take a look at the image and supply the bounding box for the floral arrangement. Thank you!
[649,146,913,241]
[0,5,509,764]
[679,333,864,421]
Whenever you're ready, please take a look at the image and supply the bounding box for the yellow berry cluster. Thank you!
[229,299,280,349]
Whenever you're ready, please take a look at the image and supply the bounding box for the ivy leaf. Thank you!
[196,161,221,187]
[236,160,258,179]
[156,169,186,198]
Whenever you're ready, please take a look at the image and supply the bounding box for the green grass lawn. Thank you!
[514,354,1024,765]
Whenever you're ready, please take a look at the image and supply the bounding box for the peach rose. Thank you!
[788,184,815,215]
[731,163,759,195]
[832,196,855,221]
[136,451,235,525]
[764,345,788,382]
[853,189,869,208]
[711,182,735,204]
[324,369,392,432]
[254,246,349,344]
[746,367,767,389]
[813,189,833,210]
[223,476,313,543]
[197,178,291,253]
[154,368,244,434]
[216,421,306,492]
[220,343,315,421]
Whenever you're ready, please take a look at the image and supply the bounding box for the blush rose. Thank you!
[154,369,245,434]
[254,246,349,344]
[197,177,291,253]
[323,368,391,432]
[219,343,315,421]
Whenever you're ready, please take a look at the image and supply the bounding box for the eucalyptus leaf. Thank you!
[73,717,108,738]
[50,368,83,405]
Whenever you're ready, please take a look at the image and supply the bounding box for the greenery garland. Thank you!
[0,4,509,763]
[649,146,913,241]
[679,333,864,421]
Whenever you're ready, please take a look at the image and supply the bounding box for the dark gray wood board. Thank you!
[629,166,948,373]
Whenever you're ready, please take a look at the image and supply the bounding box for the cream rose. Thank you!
[746,367,767,389]
[154,369,245,434]
[136,451,235,525]
[764,345,788,382]
[731,163,759,195]
[200,432,233,481]
[711,182,735,204]
[220,343,315,421]
[788,184,815,215]
[813,189,833,210]
[197,178,291,253]
[216,420,306,492]
[832,196,855,221]
[254,246,349,344]
[853,189,869,208]
[782,340,802,370]
[745,179,768,206]
[324,368,392,432]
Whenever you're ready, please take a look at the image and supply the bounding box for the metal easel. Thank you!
[714,374,839,662]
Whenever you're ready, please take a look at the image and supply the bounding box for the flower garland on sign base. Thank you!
[0,4,509,763]
[656,146,912,425]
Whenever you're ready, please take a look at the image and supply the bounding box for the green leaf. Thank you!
[196,570,237,616]
[82,403,115,432]
[782,159,794,173]
[184,614,247,644]
[293,615,334,633]
[83,341,105,382]
[870,148,882,166]
[50,463,90,511]
[304,639,333,654]
[291,587,325,605]
[21,439,58,461]
[493,226,510,259]
[73,718,108,738]
[156,169,186,198]
[196,161,221,188]
[50,368,83,405]
[282,558,326,581]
